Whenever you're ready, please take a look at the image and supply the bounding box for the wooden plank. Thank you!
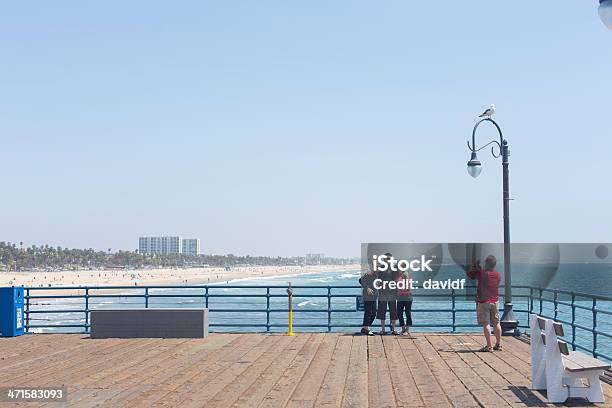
[466,334,532,379]
[397,334,450,407]
[174,334,287,408]
[0,338,139,387]
[257,333,326,408]
[469,333,612,403]
[58,339,187,407]
[380,335,424,408]
[0,335,122,379]
[453,334,525,406]
[113,334,240,407]
[461,334,549,406]
[231,334,312,408]
[65,386,146,408]
[313,334,352,408]
[65,335,238,408]
[496,335,532,366]
[94,341,235,408]
[341,334,368,408]
[202,335,295,408]
[416,334,479,407]
[565,351,611,371]
[434,334,512,407]
[5,332,611,408]
[60,339,193,407]
[42,338,162,387]
[145,334,269,408]
[0,334,86,368]
[367,334,396,408]
[285,333,339,408]
[36,339,170,408]
[78,339,190,388]
[77,335,232,388]
[31,339,159,408]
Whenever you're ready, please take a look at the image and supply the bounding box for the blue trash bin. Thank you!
[0,286,25,337]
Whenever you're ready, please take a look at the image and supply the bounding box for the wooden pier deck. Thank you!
[1,333,611,407]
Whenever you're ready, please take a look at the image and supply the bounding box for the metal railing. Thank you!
[25,284,529,332]
[527,286,612,362]
[23,284,612,361]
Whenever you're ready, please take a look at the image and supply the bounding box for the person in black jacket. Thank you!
[359,268,377,336]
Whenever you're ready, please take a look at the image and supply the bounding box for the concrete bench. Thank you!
[530,314,610,403]
[91,308,208,339]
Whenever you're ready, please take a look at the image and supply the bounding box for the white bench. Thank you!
[530,314,610,403]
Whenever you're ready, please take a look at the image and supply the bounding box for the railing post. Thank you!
[266,287,270,333]
[592,298,598,358]
[451,288,456,332]
[144,287,149,308]
[25,288,30,333]
[553,291,558,321]
[529,287,533,319]
[327,286,332,332]
[539,288,543,316]
[205,286,209,309]
[571,292,576,351]
[85,288,90,333]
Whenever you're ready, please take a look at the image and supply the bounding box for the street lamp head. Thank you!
[467,152,482,178]
[600,0,612,30]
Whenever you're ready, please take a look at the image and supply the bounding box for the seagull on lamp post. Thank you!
[478,104,496,119]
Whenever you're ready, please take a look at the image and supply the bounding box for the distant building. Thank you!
[138,236,182,255]
[138,236,201,256]
[305,253,325,265]
[182,239,200,256]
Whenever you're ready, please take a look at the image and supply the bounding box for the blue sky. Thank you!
[1,1,611,257]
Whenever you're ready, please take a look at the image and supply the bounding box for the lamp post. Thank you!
[600,0,612,30]
[467,117,518,336]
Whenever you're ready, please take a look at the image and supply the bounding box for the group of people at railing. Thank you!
[359,256,412,336]
[359,252,504,352]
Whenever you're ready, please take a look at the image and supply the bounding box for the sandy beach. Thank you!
[0,264,360,296]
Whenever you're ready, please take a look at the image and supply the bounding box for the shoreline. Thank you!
[1,264,361,297]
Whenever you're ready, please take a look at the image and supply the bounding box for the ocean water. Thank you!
[25,268,612,361]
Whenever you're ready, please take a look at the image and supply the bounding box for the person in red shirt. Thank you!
[395,270,413,336]
[468,255,502,352]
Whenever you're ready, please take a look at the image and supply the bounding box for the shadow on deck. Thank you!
[0,333,611,407]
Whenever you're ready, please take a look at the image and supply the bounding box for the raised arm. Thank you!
[466,259,481,279]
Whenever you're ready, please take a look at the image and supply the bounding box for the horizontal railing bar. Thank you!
[26,284,489,290]
[22,308,532,314]
[27,324,89,328]
[24,285,358,290]
[574,322,597,332]
[595,329,612,339]
[25,284,533,289]
[532,287,612,302]
[537,313,608,333]
[533,298,599,312]
[573,343,594,353]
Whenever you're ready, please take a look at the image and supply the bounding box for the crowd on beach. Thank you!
[0,264,360,296]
